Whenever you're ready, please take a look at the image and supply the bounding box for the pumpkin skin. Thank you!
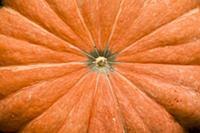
[0,0,200,133]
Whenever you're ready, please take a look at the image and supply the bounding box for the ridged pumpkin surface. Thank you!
[0,0,200,133]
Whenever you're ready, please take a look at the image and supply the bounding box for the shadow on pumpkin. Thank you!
[188,126,200,133]
[0,127,200,133]
[0,0,3,7]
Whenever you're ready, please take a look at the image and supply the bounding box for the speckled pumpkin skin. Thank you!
[0,0,200,133]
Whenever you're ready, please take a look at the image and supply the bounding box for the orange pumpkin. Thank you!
[0,0,200,133]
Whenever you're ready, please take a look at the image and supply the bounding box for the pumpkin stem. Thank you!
[95,57,108,67]
[86,48,119,73]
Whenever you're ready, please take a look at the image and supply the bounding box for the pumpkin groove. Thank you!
[118,8,200,56]
[0,0,200,133]
[109,0,198,53]
[0,7,85,55]
[0,68,88,132]
[3,0,90,51]
[19,73,96,133]
[0,63,85,98]
[109,72,185,133]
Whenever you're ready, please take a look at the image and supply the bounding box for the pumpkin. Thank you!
[0,0,200,132]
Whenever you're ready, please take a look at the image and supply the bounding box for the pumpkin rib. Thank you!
[98,0,124,49]
[118,8,200,57]
[44,0,94,50]
[88,74,125,132]
[119,9,198,55]
[76,0,102,50]
[117,39,200,65]
[0,7,85,55]
[4,0,92,52]
[57,73,97,133]
[0,67,88,103]
[118,39,200,63]
[45,0,94,51]
[0,62,85,71]
[120,41,194,59]
[0,33,84,58]
[0,32,81,58]
[111,72,172,133]
[7,6,89,54]
[116,61,200,66]
[0,70,89,133]
[108,0,145,49]
[113,71,185,133]
[19,72,95,133]
[119,69,200,128]
[86,73,100,133]
[1,67,85,100]
[106,75,127,132]
[120,66,200,94]
[146,74,200,127]
[113,1,198,53]
[0,35,85,66]
[74,0,100,50]
[107,0,146,51]
[0,63,85,99]
[103,0,125,50]
[109,73,151,133]
[116,63,200,93]
[0,68,88,132]
[45,0,92,50]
